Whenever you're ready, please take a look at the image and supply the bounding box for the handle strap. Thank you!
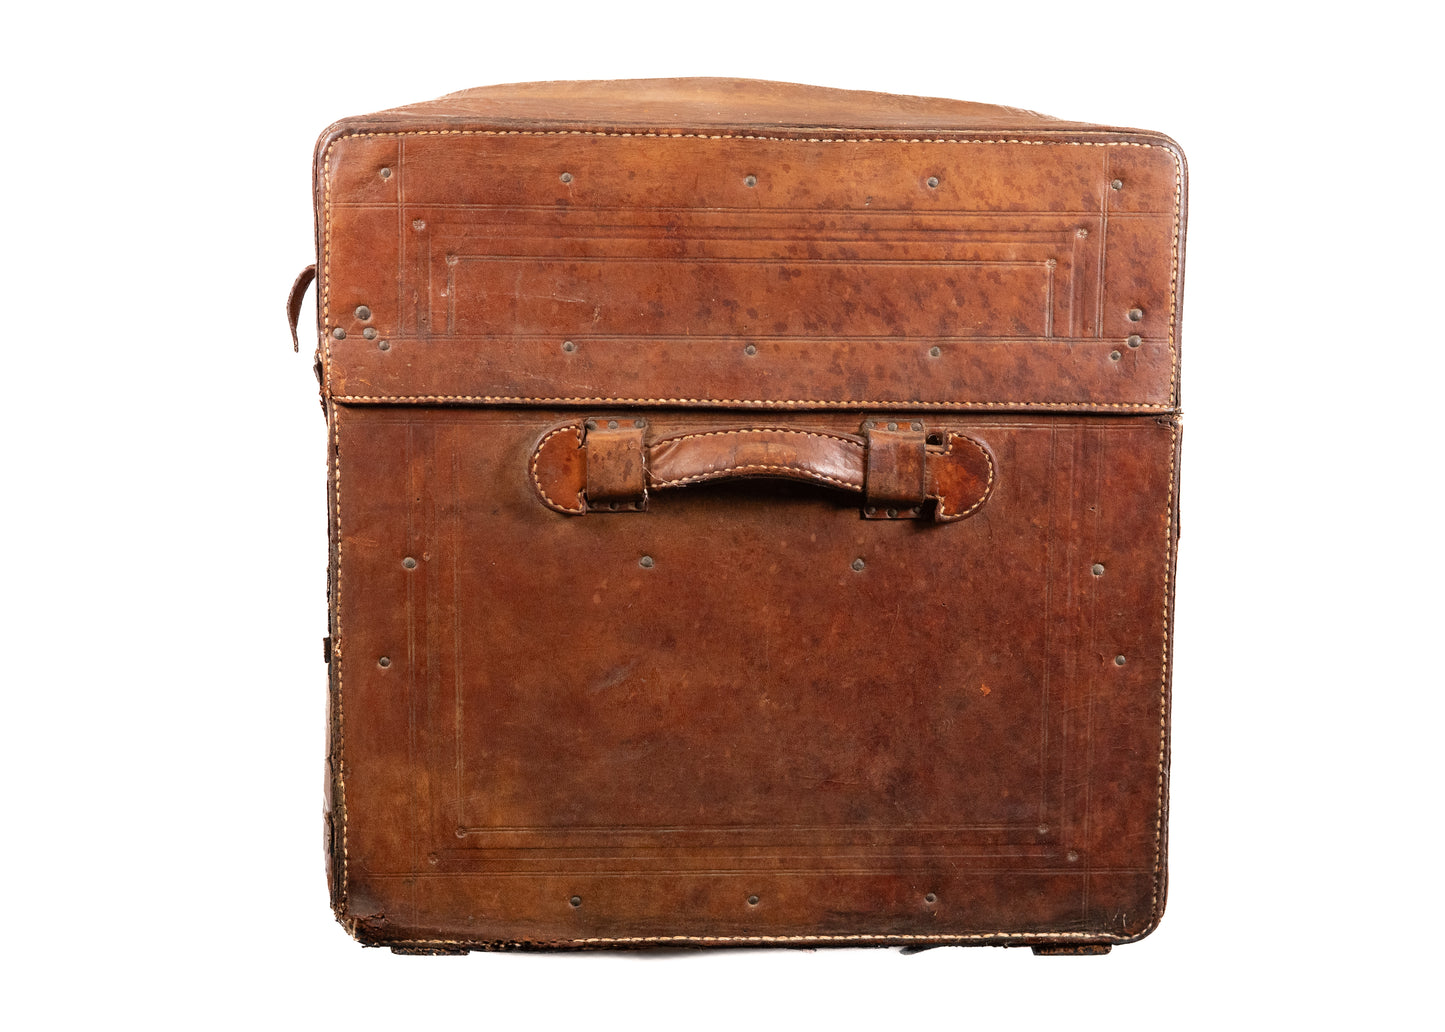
[286,264,317,352]
[530,419,994,522]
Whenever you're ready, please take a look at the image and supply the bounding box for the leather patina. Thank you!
[308,78,1186,954]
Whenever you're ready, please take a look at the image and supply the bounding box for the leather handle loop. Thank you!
[530,419,995,523]
[287,264,317,353]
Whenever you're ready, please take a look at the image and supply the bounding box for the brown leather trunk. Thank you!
[303,78,1186,953]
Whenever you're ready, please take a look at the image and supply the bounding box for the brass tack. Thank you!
[1066,850,1080,863]
[886,508,898,518]
[569,896,582,908]
[412,219,426,231]
[911,422,923,431]
[865,506,877,515]
[363,327,378,340]
[887,422,898,431]
[633,419,646,428]
[331,327,346,339]
[607,419,618,429]
[1077,227,1089,238]
[747,895,760,906]
[585,419,598,430]
[355,305,372,320]
[1127,335,1141,348]
[1127,307,1144,322]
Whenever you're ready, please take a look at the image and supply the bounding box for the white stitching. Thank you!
[653,463,863,491]
[933,432,996,520]
[332,404,347,905]
[333,395,1170,411]
[529,423,586,513]
[652,426,861,447]
[378,931,1121,946]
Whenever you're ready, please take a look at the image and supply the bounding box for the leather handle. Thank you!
[530,419,994,522]
[287,264,317,352]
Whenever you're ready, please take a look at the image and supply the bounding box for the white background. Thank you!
[6,1,1440,1027]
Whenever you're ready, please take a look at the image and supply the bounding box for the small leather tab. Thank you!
[288,264,317,352]
[585,421,648,510]
[863,424,927,517]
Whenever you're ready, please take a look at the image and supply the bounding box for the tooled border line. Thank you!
[320,132,1183,411]
[324,128,1181,945]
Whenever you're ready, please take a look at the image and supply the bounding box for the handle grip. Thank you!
[530,419,994,523]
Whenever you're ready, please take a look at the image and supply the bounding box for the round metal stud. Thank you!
[744,175,757,187]
[585,419,598,430]
[639,556,655,569]
[607,419,618,429]
[331,327,346,339]
[747,895,760,906]
[559,172,573,183]
[363,327,378,340]
[744,343,757,356]
[1127,334,1141,348]
[886,508,898,518]
[851,558,865,572]
[562,340,576,353]
[1077,227,1089,238]
[1114,655,1127,666]
[926,176,940,189]
[911,422,923,431]
[379,167,392,180]
[378,340,390,351]
[1127,307,1144,322]
[929,346,942,358]
[378,657,391,668]
[633,419,646,428]
[1066,850,1079,863]
[569,896,582,908]
[1111,179,1124,190]
[355,306,372,321]
[402,557,418,570]
[865,506,877,515]
[1091,563,1105,576]
[1110,350,1122,361]
[925,893,937,904]
[886,422,898,431]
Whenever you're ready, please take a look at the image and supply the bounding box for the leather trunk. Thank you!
[305,78,1186,953]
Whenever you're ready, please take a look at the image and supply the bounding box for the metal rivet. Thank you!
[744,343,757,356]
[355,306,372,321]
[378,340,390,351]
[1127,334,1141,348]
[363,327,378,340]
[585,419,598,430]
[1091,563,1105,576]
[851,558,865,572]
[1114,655,1127,666]
[865,506,877,515]
[560,172,573,183]
[1110,350,1122,361]
[412,219,426,231]
[926,176,940,189]
[924,893,937,904]
[378,656,391,668]
[928,346,941,358]
[1127,307,1144,322]
[864,420,875,429]
[1077,227,1089,238]
[1066,850,1079,863]
[379,167,392,180]
[402,557,417,570]
[744,175,757,187]
[886,508,898,518]
[747,895,760,906]
[569,896,582,908]
[633,419,646,428]
[331,327,346,339]
[639,556,654,569]
[911,422,923,431]
[562,340,576,353]
[607,419,618,429]
[886,422,898,431]
[1111,178,1124,191]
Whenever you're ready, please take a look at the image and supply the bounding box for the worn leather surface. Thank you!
[312,79,1185,951]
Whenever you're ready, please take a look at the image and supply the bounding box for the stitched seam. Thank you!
[653,464,862,491]
[529,424,586,513]
[652,426,861,447]
[1167,148,1181,408]
[378,931,1122,946]
[333,395,1169,410]
[332,405,347,904]
[930,433,995,519]
[333,130,1166,146]
[1151,422,1178,925]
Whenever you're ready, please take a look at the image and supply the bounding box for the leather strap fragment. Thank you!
[584,420,648,510]
[287,264,317,352]
[863,424,927,516]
